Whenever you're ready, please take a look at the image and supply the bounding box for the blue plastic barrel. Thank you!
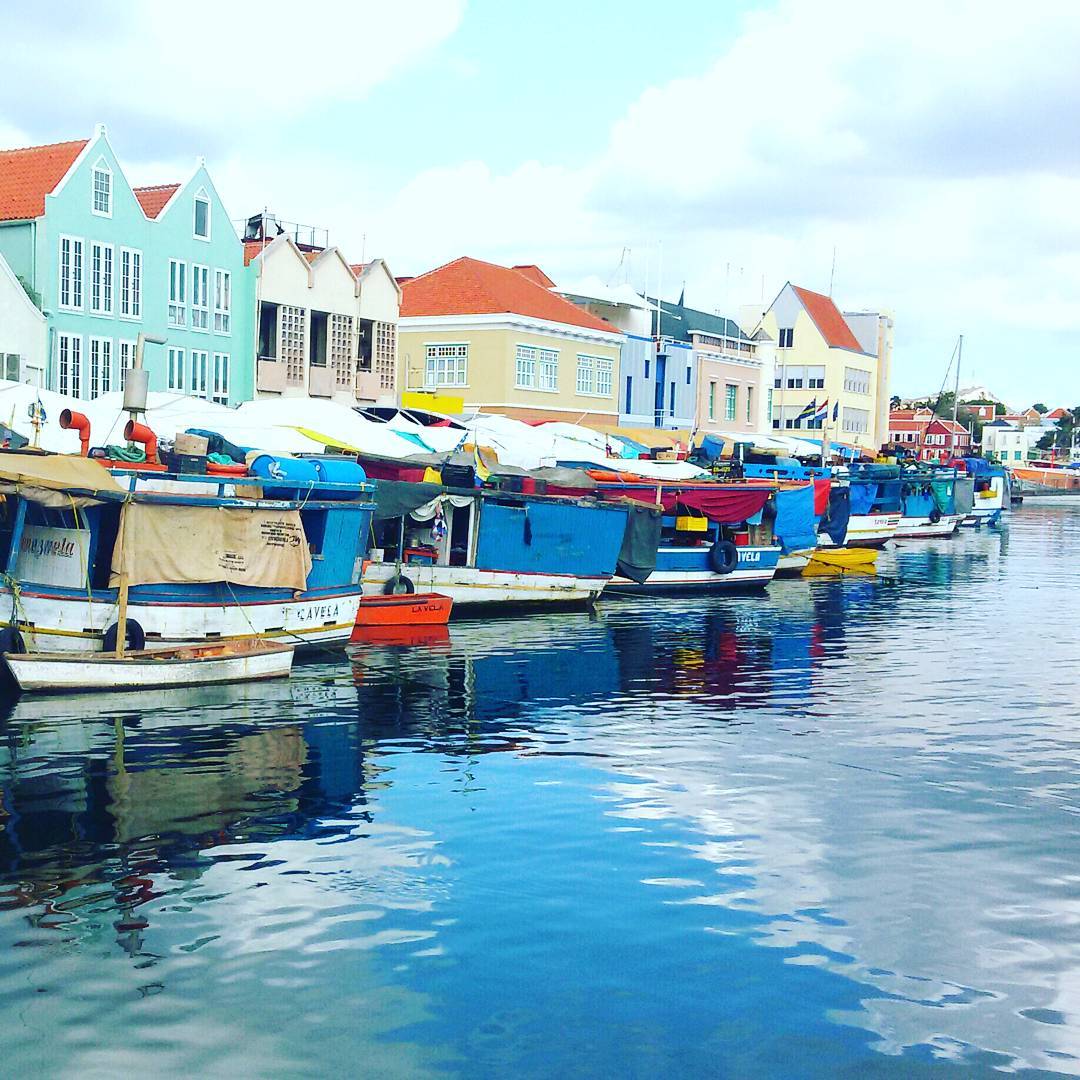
[311,457,367,496]
[249,454,320,498]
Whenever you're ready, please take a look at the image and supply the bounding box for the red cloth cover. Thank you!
[813,478,831,517]
[615,485,771,524]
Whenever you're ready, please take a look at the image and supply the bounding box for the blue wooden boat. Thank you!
[0,451,376,654]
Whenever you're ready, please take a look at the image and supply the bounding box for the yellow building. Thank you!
[751,283,889,451]
[398,257,623,424]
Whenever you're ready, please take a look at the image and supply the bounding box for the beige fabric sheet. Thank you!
[111,503,312,591]
[0,453,125,494]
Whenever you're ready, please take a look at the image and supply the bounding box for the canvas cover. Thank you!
[0,452,125,495]
[773,483,818,554]
[111,503,312,590]
[615,503,662,583]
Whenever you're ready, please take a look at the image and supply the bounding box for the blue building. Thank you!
[0,124,249,403]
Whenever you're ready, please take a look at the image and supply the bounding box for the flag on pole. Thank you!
[814,398,830,422]
[832,400,840,422]
[795,398,817,424]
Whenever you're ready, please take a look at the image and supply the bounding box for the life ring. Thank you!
[102,619,146,652]
[384,575,416,596]
[0,626,26,655]
[928,507,942,524]
[206,462,249,476]
[709,540,739,575]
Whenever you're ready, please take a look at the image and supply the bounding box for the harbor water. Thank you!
[2,503,1079,1077]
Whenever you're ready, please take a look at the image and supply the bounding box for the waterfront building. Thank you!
[0,125,248,403]
[749,283,887,451]
[398,257,624,425]
[647,293,771,436]
[981,418,1043,463]
[0,251,46,386]
[920,417,971,463]
[243,213,400,406]
[887,407,935,454]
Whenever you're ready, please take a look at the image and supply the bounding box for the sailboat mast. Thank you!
[952,334,963,459]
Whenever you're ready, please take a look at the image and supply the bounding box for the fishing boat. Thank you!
[954,458,1009,525]
[1011,461,1080,497]
[805,547,879,572]
[360,474,654,608]
[0,450,376,654]
[355,592,453,627]
[595,480,781,593]
[894,470,961,538]
[2,637,294,694]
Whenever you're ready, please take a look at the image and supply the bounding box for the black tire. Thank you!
[0,626,26,655]
[928,507,942,524]
[384,575,415,596]
[102,619,146,652]
[708,539,739,575]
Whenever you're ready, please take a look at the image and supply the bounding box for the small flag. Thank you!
[472,444,491,483]
[814,398,830,421]
[795,398,817,423]
[832,401,840,421]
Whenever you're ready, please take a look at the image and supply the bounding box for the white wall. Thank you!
[0,252,46,385]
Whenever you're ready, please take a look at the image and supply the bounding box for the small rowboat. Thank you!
[2,637,295,695]
[354,592,453,628]
[803,547,879,574]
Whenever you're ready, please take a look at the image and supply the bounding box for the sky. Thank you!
[1,0,1077,406]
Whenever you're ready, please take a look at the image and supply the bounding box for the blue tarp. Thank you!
[902,484,936,518]
[820,486,850,545]
[849,480,878,516]
[772,484,818,553]
[696,434,725,463]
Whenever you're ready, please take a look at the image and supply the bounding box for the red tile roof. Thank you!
[1046,407,1070,420]
[133,183,180,219]
[512,264,556,288]
[243,239,274,266]
[0,138,88,221]
[791,285,867,353]
[400,256,616,334]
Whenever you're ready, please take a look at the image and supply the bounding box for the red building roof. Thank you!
[926,417,969,435]
[400,256,616,334]
[791,285,867,352]
[511,264,556,288]
[0,138,88,221]
[133,183,180,219]
[1046,407,1071,420]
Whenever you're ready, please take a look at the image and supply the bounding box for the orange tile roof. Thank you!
[0,138,88,221]
[243,239,274,266]
[791,285,867,353]
[133,183,180,219]
[400,256,616,334]
[512,264,556,288]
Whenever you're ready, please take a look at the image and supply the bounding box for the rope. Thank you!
[223,579,350,661]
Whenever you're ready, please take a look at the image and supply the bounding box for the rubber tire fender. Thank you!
[385,575,416,596]
[102,619,146,652]
[709,539,740,575]
[928,507,942,524]
[0,626,26,655]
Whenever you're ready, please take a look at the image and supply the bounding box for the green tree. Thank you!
[1032,403,1048,414]
[889,394,901,410]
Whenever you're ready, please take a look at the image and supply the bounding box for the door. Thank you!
[653,355,667,427]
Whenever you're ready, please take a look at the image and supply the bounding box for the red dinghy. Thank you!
[354,592,453,628]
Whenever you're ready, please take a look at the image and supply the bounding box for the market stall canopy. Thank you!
[0,451,126,495]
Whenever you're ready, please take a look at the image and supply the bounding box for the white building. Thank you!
[0,251,46,386]
[981,421,1039,464]
[245,231,401,406]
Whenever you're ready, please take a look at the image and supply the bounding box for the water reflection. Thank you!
[0,508,1078,1075]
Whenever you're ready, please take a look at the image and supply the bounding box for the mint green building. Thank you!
[0,124,250,403]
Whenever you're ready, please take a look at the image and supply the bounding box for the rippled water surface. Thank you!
[3,504,1080,1077]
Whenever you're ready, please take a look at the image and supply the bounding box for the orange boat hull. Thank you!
[354,592,453,628]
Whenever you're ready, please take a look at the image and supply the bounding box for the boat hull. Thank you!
[894,515,960,539]
[355,592,453,627]
[822,513,900,548]
[606,545,780,594]
[362,563,606,608]
[805,547,879,572]
[0,588,361,653]
[3,641,294,694]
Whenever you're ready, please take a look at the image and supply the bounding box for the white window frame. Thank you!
[167,346,186,391]
[515,344,538,390]
[190,349,209,397]
[88,337,112,399]
[168,259,187,327]
[119,247,142,320]
[88,241,114,316]
[58,235,84,311]
[213,269,231,334]
[193,189,211,241]
[57,333,82,399]
[576,354,595,395]
[539,347,559,392]
[91,157,112,217]
[576,354,612,397]
[725,383,737,422]
[424,343,468,388]
[118,339,136,390]
[212,352,230,405]
[191,264,210,331]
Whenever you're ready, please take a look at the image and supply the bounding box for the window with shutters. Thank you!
[90,242,113,315]
[190,350,209,397]
[213,353,230,405]
[280,305,307,383]
[58,334,82,398]
[89,338,112,399]
[424,342,466,387]
[168,259,187,326]
[59,236,84,310]
[329,314,354,388]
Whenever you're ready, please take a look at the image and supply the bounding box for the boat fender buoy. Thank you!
[0,626,26,655]
[761,498,778,523]
[928,507,942,524]
[385,575,416,596]
[102,619,146,652]
[709,540,739,575]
